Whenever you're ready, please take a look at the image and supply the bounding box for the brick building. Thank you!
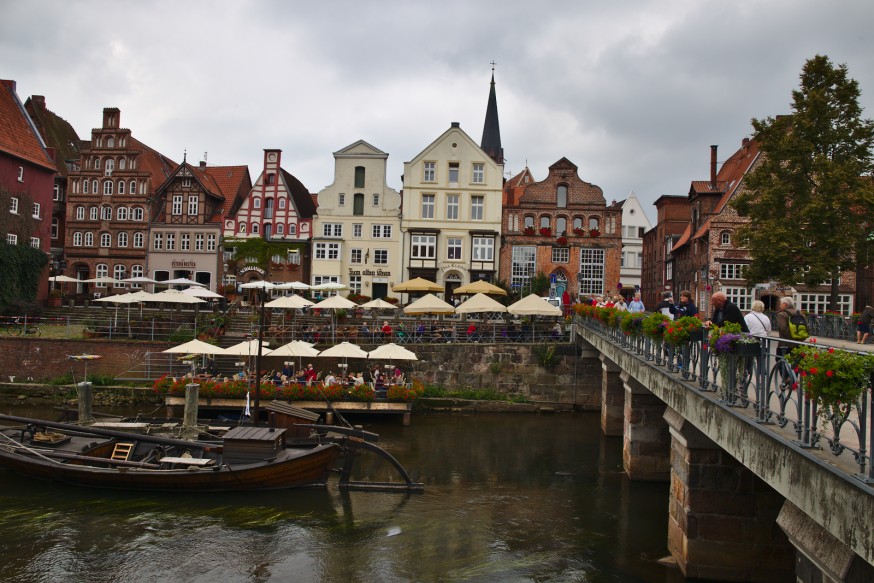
[640,195,688,310]
[500,158,622,300]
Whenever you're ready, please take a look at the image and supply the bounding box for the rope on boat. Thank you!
[0,431,66,465]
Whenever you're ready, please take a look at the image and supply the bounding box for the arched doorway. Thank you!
[760,294,780,311]
[550,271,568,300]
[444,272,462,303]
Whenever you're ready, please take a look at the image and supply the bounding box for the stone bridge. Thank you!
[575,323,873,582]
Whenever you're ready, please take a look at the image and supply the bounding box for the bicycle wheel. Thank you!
[9,325,22,336]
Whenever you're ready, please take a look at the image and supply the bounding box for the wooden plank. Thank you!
[158,457,214,466]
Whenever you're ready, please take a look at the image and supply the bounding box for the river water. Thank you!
[0,408,690,583]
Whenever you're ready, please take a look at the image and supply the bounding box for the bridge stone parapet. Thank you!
[577,325,874,580]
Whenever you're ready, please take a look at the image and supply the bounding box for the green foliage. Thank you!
[732,55,874,310]
[530,272,550,296]
[533,344,560,369]
[0,241,48,314]
[663,316,703,346]
[224,237,306,273]
[619,312,647,336]
[792,344,874,412]
[641,312,671,340]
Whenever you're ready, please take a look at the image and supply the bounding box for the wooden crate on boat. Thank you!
[221,426,286,464]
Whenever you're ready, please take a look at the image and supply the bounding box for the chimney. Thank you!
[32,95,46,110]
[199,161,207,169]
[710,145,718,190]
[451,122,460,128]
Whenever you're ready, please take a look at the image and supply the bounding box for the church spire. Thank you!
[480,61,504,166]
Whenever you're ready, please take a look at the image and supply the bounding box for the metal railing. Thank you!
[580,318,873,483]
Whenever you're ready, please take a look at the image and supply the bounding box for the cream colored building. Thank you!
[312,140,402,299]
[619,191,652,294]
[401,122,504,300]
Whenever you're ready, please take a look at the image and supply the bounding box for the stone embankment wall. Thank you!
[0,338,603,407]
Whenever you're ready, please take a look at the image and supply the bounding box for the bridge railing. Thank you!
[579,318,873,484]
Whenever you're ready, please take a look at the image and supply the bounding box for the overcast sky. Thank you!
[4,0,874,224]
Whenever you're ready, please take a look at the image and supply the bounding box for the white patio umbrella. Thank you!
[368,343,418,361]
[163,338,226,355]
[265,295,314,309]
[453,280,508,296]
[83,276,119,285]
[161,277,206,287]
[311,281,347,292]
[361,298,399,310]
[283,281,312,291]
[455,293,508,314]
[49,275,79,283]
[94,290,154,326]
[507,293,563,316]
[142,289,207,304]
[222,339,272,356]
[403,293,455,315]
[319,341,368,374]
[270,340,321,373]
[122,276,159,284]
[311,295,358,343]
[182,286,223,299]
[392,277,442,293]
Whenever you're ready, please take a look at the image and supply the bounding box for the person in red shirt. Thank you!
[304,364,318,384]
[381,321,392,340]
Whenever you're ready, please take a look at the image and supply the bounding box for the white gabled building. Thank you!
[401,122,504,300]
[311,140,402,299]
[619,191,652,295]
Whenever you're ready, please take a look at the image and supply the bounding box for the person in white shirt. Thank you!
[323,371,338,387]
[744,300,772,337]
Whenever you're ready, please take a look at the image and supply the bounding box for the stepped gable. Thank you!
[518,157,605,206]
[0,80,55,171]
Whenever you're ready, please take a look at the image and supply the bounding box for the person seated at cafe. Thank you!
[381,320,393,340]
[362,367,373,384]
[392,366,404,384]
[352,371,365,386]
[374,370,386,391]
[360,323,371,339]
[466,323,478,341]
[281,362,293,378]
[323,371,337,387]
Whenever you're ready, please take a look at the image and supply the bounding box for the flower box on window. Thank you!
[556,236,568,246]
[588,228,600,237]
[523,226,536,236]
[572,227,586,237]
[539,227,552,237]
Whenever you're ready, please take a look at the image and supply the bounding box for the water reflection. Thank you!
[0,409,688,582]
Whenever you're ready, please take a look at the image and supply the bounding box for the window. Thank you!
[353,224,362,238]
[101,206,112,220]
[354,166,365,188]
[540,216,550,229]
[721,231,731,246]
[578,248,605,295]
[100,233,111,247]
[6,234,17,245]
[103,180,113,195]
[73,232,83,246]
[446,194,459,220]
[182,177,191,188]
[351,248,362,264]
[129,180,136,195]
[83,179,89,194]
[411,235,436,259]
[374,249,388,264]
[132,207,144,221]
[288,223,296,235]
[552,247,569,263]
[421,194,435,218]
[17,166,24,182]
[153,232,163,250]
[113,265,126,283]
[84,232,93,247]
[313,275,340,287]
[524,215,534,228]
[472,237,494,261]
[106,137,115,148]
[447,237,462,260]
[51,218,58,239]
[372,193,379,207]
[556,217,567,235]
[353,193,364,215]
[723,286,753,312]
[472,163,484,183]
[76,206,85,220]
[53,184,61,201]
[105,158,114,175]
[349,275,362,295]
[92,179,98,194]
[172,195,183,215]
[195,234,204,251]
[95,264,108,287]
[323,223,343,237]
[32,202,40,219]
[119,158,126,170]
[798,293,853,316]
[511,246,536,289]
[29,237,40,249]
[90,207,98,221]
[423,162,435,182]
[448,162,459,183]
[263,198,273,220]
[188,195,198,216]
[278,197,286,209]
[251,223,259,234]
[719,263,748,280]
[133,232,144,248]
[588,217,600,230]
[314,242,340,260]
[117,207,128,221]
[118,232,128,247]
[238,222,246,233]
[180,233,190,251]
[470,196,484,221]
[207,234,216,251]
[372,224,391,238]
[338,193,345,206]
[266,173,275,185]
[556,185,567,208]
[253,198,261,209]
[166,233,175,250]
[130,265,143,283]
[276,223,284,236]
[9,197,18,214]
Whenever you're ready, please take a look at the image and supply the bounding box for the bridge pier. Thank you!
[622,371,670,481]
[599,355,623,436]
[665,408,794,582]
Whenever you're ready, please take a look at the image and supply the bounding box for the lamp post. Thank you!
[240,280,275,426]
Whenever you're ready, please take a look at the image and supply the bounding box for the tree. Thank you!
[732,55,874,310]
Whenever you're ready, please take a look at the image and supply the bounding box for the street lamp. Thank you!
[240,280,276,425]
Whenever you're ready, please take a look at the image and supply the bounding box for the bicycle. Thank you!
[5,316,41,336]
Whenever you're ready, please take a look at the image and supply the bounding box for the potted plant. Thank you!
[663,316,704,346]
[539,226,553,237]
[642,312,671,342]
[556,235,568,246]
[572,227,586,237]
[589,228,601,238]
[523,226,536,236]
[791,343,874,415]
[619,312,647,336]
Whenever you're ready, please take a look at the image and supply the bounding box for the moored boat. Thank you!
[0,414,422,493]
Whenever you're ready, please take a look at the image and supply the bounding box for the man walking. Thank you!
[705,292,748,332]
